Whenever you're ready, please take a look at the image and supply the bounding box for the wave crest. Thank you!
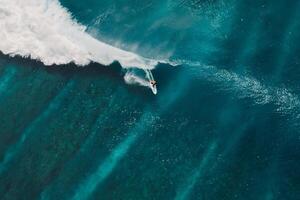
[0,0,157,69]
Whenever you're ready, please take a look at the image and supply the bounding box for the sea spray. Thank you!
[0,0,157,69]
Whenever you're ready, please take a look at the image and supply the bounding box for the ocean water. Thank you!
[0,0,300,199]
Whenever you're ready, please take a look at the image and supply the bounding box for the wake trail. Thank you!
[171,59,300,125]
[124,72,150,88]
[2,0,299,112]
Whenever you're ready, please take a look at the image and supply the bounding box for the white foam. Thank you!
[0,0,157,69]
[124,71,150,87]
[173,59,300,121]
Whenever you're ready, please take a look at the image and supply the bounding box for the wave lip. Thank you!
[0,0,157,69]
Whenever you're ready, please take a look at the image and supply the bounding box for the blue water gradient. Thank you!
[0,0,300,200]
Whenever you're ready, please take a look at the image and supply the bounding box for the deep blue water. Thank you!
[0,0,300,199]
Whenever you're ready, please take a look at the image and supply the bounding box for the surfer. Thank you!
[150,80,157,87]
[145,69,157,94]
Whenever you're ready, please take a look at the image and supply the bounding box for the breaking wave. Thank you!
[1,0,299,110]
[0,0,157,69]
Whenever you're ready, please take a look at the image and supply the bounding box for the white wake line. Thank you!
[172,59,300,121]
[0,0,158,69]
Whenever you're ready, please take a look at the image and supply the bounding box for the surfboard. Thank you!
[145,70,157,95]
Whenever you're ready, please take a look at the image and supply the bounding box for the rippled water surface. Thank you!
[0,0,299,199]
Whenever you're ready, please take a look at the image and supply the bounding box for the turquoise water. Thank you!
[0,0,300,199]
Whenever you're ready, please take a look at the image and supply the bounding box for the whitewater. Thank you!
[0,0,157,69]
[0,0,300,199]
[1,0,299,111]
